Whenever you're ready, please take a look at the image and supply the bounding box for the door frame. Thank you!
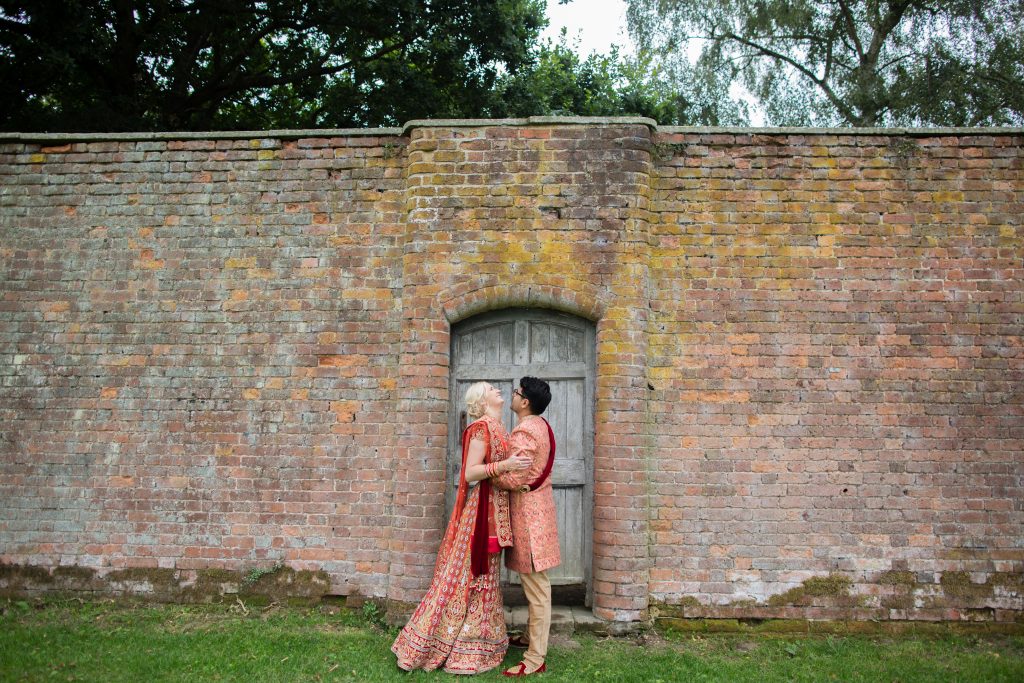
[447,307,596,605]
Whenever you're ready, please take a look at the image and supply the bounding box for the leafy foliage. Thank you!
[7,0,1014,130]
[626,0,1024,126]
[0,0,755,131]
[0,0,546,131]
[241,562,285,589]
[360,600,387,629]
[491,33,746,125]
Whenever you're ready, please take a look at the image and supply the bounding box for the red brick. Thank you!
[1,123,1020,627]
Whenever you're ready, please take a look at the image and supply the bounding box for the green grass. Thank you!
[0,598,1021,682]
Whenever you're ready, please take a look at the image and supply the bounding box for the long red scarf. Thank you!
[526,418,556,492]
[468,425,492,578]
[434,419,493,580]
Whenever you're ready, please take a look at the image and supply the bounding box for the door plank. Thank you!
[530,323,550,363]
[453,362,587,380]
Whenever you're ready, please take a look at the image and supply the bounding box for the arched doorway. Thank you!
[448,308,595,604]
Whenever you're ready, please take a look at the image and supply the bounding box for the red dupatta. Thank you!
[525,418,556,492]
[434,418,494,579]
[468,425,493,577]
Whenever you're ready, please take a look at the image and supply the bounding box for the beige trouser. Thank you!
[518,569,551,670]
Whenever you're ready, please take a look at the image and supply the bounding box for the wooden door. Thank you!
[448,309,594,595]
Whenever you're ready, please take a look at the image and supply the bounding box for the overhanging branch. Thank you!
[717,30,858,123]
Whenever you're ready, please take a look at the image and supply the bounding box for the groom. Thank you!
[494,376,559,677]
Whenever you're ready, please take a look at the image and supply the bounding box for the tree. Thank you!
[625,0,1024,126]
[490,33,747,125]
[0,0,546,131]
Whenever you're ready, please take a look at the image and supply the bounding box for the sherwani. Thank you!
[494,414,560,573]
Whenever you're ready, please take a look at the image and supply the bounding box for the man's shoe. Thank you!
[503,662,546,677]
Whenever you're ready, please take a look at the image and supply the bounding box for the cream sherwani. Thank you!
[493,413,559,671]
[494,414,560,573]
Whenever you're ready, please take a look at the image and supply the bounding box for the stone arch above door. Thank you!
[440,283,607,327]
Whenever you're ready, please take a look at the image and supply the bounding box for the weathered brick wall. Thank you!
[0,132,407,601]
[395,122,656,622]
[647,131,1023,623]
[1,120,1021,624]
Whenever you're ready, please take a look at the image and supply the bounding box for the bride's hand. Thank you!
[506,455,532,471]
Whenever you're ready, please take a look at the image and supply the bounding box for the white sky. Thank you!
[541,0,765,125]
[541,0,634,56]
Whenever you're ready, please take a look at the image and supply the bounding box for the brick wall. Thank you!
[0,133,407,601]
[647,131,1023,623]
[1,120,1021,624]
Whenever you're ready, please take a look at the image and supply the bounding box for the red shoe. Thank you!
[503,662,546,677]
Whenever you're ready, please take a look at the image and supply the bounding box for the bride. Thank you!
[392,382,531,674]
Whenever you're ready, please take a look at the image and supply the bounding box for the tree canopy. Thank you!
[490,34,746,125]
[3,0,1021,131]
[626,0,1024,126]
[0,0,546,131]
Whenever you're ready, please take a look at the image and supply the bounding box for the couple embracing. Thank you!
[392,377,559,677]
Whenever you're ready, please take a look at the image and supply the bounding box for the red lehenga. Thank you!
[391,414,513,674]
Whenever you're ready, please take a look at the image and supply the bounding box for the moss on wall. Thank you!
[0,562,330,605]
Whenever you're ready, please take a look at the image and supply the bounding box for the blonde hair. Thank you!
[464,382,489,420]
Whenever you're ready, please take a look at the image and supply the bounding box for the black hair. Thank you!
[518,376,551,415]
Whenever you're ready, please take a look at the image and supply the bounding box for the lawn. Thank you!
[0,598,1021,682]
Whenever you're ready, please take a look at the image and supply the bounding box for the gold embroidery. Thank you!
[391,415,511,673]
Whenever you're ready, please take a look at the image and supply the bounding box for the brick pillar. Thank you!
[385,126,454,607]
[386,120,657,625]
[576,126,655,624]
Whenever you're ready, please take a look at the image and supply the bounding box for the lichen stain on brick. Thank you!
[878,570,920,610]
[1,563,331,605]
[767,574,855,607]
[652,569,1024,622]
[940,571,1023,601]
[0,563,55,591]
[878,570,918,586]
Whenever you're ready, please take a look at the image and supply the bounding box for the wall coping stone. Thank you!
[0,128,404,143]
[3,119,1020,144]
[401,116,660,134]
[659,125,1024,136]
